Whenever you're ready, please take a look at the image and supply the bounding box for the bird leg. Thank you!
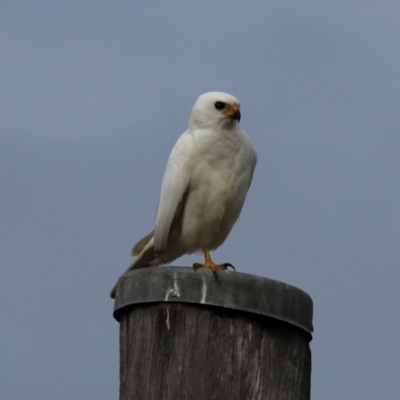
[193,248,235,271]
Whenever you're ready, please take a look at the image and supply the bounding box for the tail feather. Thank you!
[131,230,154,256]
[110,235,158,299]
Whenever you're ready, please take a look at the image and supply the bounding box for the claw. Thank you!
[223,263,236,271]
[193,248,237,273]
[192,263,203,270]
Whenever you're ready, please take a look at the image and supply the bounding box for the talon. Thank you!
[193,248,235,272]
[223,263,236,271]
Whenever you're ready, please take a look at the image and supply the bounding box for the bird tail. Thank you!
[109,231,159,298]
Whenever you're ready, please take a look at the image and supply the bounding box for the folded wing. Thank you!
[153,132,194,253]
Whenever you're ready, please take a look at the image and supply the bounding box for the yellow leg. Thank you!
[192,248,235,271]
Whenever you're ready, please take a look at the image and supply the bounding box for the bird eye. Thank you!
[214,101,226,110]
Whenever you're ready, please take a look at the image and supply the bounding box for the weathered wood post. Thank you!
[112,267,313,400]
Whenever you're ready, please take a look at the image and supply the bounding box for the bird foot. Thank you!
[192,262,236,272]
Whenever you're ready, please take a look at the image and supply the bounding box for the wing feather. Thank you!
[153,131,194,252]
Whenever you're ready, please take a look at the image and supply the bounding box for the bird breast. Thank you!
[179,128,255,249]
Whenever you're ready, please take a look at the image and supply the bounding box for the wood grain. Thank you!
[119,303,311,400]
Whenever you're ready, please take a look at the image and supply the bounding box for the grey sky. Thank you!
[1,1,399,399]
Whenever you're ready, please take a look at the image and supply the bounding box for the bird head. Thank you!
[189,92,241,130]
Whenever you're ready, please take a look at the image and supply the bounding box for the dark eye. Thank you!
[214,101,226,110]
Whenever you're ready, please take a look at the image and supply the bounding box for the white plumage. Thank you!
[110,92,257,298]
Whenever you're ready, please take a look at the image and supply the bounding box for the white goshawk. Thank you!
[110,91,257,298]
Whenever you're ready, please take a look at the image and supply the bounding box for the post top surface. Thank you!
[112,266,313,337]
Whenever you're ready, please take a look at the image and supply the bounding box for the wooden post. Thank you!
[112,267,313,400]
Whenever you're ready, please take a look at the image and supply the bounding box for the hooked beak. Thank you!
[226,103,241,122]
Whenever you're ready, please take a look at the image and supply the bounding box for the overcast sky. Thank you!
[1,1,399,399]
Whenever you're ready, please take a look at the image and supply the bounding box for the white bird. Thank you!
[110,92,257,298]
